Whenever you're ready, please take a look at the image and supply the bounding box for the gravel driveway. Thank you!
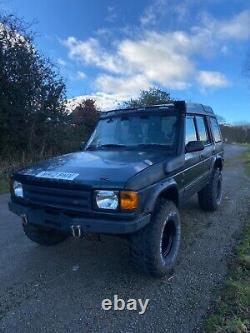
[0,144,249,333]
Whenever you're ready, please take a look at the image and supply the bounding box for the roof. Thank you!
[186,103,214,115]
[100,101,215,119]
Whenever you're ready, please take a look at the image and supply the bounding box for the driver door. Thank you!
[183,116,204,199]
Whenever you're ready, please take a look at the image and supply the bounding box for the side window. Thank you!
[185,117,197,144]
[210,118,222,143]
[196,116,210,145]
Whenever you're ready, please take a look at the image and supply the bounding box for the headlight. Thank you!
[96,190,118,210]
[13,181,24,198]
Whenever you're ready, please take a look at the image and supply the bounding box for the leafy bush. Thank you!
[0,14,68,161]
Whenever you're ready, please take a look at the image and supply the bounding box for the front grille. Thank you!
[23,183,91,212]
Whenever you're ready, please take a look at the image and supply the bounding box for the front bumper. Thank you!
[9,201,151,235]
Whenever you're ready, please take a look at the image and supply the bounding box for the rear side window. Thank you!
[196,116,210,145]
[210,118,222,142]
[185,117,197,144]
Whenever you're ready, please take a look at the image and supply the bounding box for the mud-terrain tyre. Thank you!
[198,167,222,211]
[23,223,68,246]
[129,200,181,277]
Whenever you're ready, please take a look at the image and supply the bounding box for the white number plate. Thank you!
[36,171,79,180]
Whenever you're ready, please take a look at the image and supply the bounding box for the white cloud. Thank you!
[63,37,122,73]
[197,71,230,88]
[140,1,162,26]
[63,30,197,92]
[75,71,86,80]
[220,45,230,55]
[140,10,156,26]
[67,92,127,111]
[139,0,190,27]
[118,32,194,88]
[63,9,250,98]
[202,10,250,40]
[105,6,117,23]
[95,74,150,95]
[57,58,67,66]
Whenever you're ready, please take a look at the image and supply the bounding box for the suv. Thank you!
[9,101,224,277]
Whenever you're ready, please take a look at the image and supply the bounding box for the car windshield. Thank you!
[86,114,178,150]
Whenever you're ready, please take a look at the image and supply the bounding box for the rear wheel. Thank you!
[23,223,68,246]
[129,200,181,277]
[198,167,222,211]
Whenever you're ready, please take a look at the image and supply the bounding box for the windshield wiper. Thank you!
[137,143,170,148]
[100,143,127,148]
[87,143,127,150]
[86,143,170,150]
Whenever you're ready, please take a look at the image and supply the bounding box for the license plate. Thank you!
[36,171,79,180]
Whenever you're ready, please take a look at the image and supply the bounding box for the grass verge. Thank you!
[0,176,9,194]
[243,151,250,177]
[204,223,250,333]
[204,150,250,333]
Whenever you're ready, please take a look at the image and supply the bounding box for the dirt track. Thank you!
[0,144,249,333]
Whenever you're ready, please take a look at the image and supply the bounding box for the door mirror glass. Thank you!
[185,140,204,153]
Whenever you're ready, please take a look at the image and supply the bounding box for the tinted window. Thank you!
[210,118,222,142]
[185,117,197,144]
[196,116,210,145]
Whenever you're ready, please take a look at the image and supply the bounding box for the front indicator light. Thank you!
[120,191,138,210]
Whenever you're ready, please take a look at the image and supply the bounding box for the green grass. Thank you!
[243,151,250,176]
[204,223,250,333]
[238,143,250,148]
[204,151,250,333]
[225,149,250,174]
[0,176,8,194]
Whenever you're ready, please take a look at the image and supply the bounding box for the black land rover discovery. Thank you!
[9,101,224,277]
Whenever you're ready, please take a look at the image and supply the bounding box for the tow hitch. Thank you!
[71,225,82,238]
[70,225,101,241]
[21,214,28,226]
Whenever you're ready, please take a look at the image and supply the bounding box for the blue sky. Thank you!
[1,0,250,123]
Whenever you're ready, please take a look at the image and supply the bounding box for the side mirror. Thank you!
[80,141,86,151]
[185,140,204,153]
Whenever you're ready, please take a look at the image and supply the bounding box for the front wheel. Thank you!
[129,200,181,277]
[198,168,223,211]
[23,223,68,246]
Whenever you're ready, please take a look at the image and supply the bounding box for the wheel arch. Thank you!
[144,180,180,214]
[157,186,179,207]
[213,157,223,171]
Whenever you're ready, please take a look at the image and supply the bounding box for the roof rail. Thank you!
[186,103,214,115]
[99,101,214,117]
